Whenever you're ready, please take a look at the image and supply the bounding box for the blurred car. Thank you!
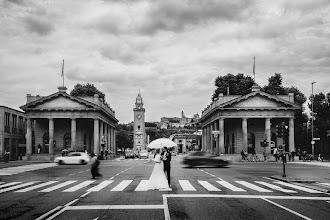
[125,149,135,159]
[138,150,149,159]
[181,151,231,167]
[54,152,90,165]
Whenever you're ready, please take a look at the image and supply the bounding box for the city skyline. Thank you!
[1,0,329,123]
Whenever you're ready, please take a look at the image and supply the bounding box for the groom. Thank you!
[162,147,172,187]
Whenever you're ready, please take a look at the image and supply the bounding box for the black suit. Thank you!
[162,151,171,186]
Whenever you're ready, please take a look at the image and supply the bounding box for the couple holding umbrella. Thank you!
[147,138,176,190]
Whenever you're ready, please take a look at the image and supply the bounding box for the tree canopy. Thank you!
[70,83,105,101]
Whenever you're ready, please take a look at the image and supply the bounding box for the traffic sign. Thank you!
[313,138,320,141]
[311,141,315,144]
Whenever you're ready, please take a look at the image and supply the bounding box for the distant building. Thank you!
[170,133,202,153]
[160,111,200,129]
[133,92,146,151]
[0,106,26,161]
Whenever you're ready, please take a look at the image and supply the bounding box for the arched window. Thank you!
[43,132,49,153]
[64,133,71,149]
[138,125,140,130]
[247,132,255,154]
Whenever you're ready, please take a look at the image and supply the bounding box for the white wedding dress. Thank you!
[147,154,169,190]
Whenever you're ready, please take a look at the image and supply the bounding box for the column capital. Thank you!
[242,117,248,120]
[70,118,76,120]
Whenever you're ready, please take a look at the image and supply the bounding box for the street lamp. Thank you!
[311,82,316,157]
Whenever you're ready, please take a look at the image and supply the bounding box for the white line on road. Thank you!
[274,181,323,193]
[179,180,196,191]
[110,180,132,191]
[35,206,62,220]
[0,181,39,194]
[216,181,245,192]
[262,198,312,220]
[0,182,21,189]
[163,194,330,200]
[236,181,272,192]
[254,181,297,193]
[39,181,77,192]
[15,181,58,192]
[65,205,165,210]
[198,180,221,191]
[135,180,149,191]
[87,180,113,192]
[62,180,95,192]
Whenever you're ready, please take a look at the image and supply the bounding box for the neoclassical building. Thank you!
[199,85,300,155]
[20,86,118,160]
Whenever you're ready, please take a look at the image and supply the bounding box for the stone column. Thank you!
[206,125,210,153]
[113,127,116,153]
[100,120,104,152]
[203,126,207,151]
[26,118,32,160]
[49,118,54,159]
[289,118,295,152]
[219,118,224,154]
[215,120,219,156]
[107,125,111,151]
[94,118,99,154]
[210,122,214,154]
[265,118,271,153]
[242,118,248,152]
[71,118,76,151]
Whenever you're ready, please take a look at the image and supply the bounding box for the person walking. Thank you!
[147,149,170,190]
[162,146,172,187]
[90,153,101,179]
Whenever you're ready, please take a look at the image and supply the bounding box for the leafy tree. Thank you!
[262,73,287,95]
[70,83,105,101]
[116,130,133,150]
[212,73,255,101]
[145,122,157,127]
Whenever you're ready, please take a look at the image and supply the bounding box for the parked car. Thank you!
[125,149,135,159]
[54,152,90,165]
[138,150,149,159]
[181,151,231,167]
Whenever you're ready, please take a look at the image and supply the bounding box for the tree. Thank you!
[116,130,133,150]
[212,73,255,101]
[70,83,105,101]
[262,73,286,95]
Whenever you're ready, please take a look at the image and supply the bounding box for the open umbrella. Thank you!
[147,138,177,149]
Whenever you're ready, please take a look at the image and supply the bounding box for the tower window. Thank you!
[138,125,140,130]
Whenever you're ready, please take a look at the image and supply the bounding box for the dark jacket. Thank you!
[162,151,171,169]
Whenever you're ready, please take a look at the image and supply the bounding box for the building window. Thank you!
[64,133,71,149]
[4,112,10,127]
[138,125,140,130]
[12,114,17,128]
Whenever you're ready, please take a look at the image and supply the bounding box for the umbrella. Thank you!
[147,138,177,149]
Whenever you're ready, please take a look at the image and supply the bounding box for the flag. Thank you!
[61,59,64,77]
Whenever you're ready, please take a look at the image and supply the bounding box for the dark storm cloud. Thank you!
[23,15,54,35]
[138,0,254,35]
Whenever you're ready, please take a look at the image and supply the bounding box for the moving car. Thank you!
[181,151,231,167]
[125,149,135,159]
[138,150,149,159]
[54,152,90,165]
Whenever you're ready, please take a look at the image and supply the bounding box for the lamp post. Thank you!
[311,82,316,157]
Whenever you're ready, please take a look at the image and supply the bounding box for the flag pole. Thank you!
[62,59,64,87]
[253,56,256,81]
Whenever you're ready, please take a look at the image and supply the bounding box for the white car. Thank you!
[54,152,90,165]
[138,150,149,159]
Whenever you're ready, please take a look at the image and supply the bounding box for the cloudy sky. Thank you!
[0,0,329,123]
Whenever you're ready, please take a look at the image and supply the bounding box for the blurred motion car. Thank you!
[181,151,231,167]
[138,150,149,159]
[125,148,135,159]
[54,152,90,165]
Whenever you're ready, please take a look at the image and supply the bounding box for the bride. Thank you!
[147,149,170,190]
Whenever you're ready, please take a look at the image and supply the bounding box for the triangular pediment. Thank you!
[223,92,299,109]
[35,96,91,109]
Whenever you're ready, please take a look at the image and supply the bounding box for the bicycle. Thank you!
[248,154,260,162]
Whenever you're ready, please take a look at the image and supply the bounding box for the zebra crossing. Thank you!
[0,179,326,195]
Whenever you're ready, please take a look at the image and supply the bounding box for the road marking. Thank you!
[163,194,330,200]
[87,180,113,192]
[255,181,297,193]
[274,181,323,193]
[63,180,95,192]
[66,205,165,210]
[0,163,57,175]
[179,180,196,191]
[15,181,58,192]
[110,180,132,191]
[0,182,21,189]
[35,206,62,220]
[39,181,77,192]
[236,181,272,192]
[80,191,91,197]
[135,180,149,191]
[198,180,221,191]
[318,183,330,187]
[0,181,39,194]
[216,181,246,192]
[262,198,312,220]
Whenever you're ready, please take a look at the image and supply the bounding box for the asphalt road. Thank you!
[0,155,330,220]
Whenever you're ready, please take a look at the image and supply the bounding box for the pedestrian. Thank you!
[4,150,10,163]
[263,150,267,162]
[147,149,170,190]
[273,147,279,161]
[37,144,41,154]
[162,146,172,187]
[90,153,101,179]
[105,150,108,160]
[291,151,295,161]
[318,153,324,162]
[241,150,245,161]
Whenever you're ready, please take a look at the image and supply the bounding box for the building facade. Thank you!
[170,133,202,153]
[160,111,200,129]
[199,85,300,155]
[0,106,26,160]
[133,92,146,151]
[20,86,118,160]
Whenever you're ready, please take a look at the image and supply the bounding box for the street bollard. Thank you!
[282,154,286,177]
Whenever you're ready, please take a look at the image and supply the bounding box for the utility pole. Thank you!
[311,82,316,157]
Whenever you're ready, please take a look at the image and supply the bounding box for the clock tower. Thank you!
[133,92,146,151]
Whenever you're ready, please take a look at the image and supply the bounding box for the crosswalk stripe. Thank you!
[318,183,330,187]
[0,182,21,189]
[274,181,323,193]
[135,180,149,191]
[0,181,39,194]
[179,180,196,191]
[87,180,113,192]
[62,180,95,192]
[39,181,77,192]
[254,181,297,193]
[111,180,132,191]
[236,181,272,192]
[15,181,58,192]
[198,180,221,191]
[216,181,246,192]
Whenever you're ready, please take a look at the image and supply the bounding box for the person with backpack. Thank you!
[90,153,102,179]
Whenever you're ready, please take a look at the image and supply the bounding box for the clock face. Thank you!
[136,114,142,120]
